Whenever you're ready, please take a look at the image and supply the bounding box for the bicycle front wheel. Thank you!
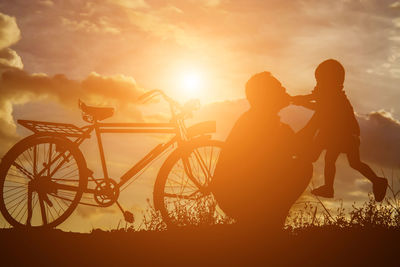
[0,135,88,229]
[154,139,228,227]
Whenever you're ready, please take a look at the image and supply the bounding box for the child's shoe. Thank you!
[311,185,334,198]
[373,177,388,202]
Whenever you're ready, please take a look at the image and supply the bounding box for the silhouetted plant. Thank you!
[109,172,400,232]
[286,172,400,231]
[140,199,167,231]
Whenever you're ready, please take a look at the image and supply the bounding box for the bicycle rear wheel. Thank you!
[154,139,229,227]
[0,135,87,229]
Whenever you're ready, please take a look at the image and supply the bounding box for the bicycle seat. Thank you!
[79,100,114,122]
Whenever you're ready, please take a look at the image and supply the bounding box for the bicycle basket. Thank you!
[18,120,86,137]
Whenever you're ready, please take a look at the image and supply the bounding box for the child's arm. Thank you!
[291,94,317,110]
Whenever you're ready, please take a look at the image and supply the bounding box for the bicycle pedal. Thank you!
[124,211,134,223]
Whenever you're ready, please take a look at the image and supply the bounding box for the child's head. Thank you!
[315,59,345,91]
[245,71,289,112]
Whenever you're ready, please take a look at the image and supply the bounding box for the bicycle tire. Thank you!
[0,135,88,229]
[153,139,228,227]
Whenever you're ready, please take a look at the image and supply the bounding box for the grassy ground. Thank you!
[1,225,399,266]
[2,185,400,266]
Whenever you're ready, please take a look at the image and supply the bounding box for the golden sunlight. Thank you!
[180,70,203,98]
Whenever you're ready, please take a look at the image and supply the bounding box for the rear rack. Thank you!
[18,120,86,137]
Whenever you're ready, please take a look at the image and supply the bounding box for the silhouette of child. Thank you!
[292,59,388,201]
[212,72,312,229]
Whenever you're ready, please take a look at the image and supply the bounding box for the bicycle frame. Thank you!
[17,92,215,199]
[2,91,222,228]
[83,121,181,191]
[30,116,214,203]
[18,119,214,203]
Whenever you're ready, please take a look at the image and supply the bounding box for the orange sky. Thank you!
[1,0,400,231]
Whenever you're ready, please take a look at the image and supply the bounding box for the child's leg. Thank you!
[310,149,339,198]
[324,150,340,188]
[346,148,378,183]
[346,146,388,202]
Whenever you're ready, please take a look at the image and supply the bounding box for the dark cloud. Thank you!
[198,98,400,170]
[0,69,146,153]
[359,110,400,168]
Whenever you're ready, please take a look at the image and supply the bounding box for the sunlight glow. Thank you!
[180,71,203,98]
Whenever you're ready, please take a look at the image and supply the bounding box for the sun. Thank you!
[180,71,203,98]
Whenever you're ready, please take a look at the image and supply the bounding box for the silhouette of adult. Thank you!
[211,72,312,230]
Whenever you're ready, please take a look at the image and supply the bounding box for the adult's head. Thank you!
[245,71,289,112]
[315,59,345,90]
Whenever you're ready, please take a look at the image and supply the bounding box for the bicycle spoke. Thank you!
[55,161,76,175]
[51,195,66,213]
[46,202,55,222]
[21,150,34,173]
[9,195,27,217]
[12,162,33,180]
[4,179,28,185]
[164,192,194,200]
[14,198,28,223]
[165,175,197,191]
[1,137,85,228]
[3,186,25,194]
[160,142,227,227]
[193,151,208,180]
[4,188,28,205]
[6,172,28,180]
[56,167,78,180]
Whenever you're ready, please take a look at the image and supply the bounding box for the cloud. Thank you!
[0,48,23,70]
[197,99,400,170]
[0,69,145,152]
[359,110,400,168]
[0,13,20,50]
[196,100,400,209]
[61,16,121,35]
[108,0,149,9]
[38,0,54,7]
[0,13,22,72]
[0,12,146,155]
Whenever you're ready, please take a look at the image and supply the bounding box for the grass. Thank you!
[132,175,400,233]
[2,175,400,266]
[286,172,400,231]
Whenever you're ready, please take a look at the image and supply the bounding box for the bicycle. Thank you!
[0,90,226,229]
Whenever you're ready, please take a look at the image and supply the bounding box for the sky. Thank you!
[0,0,400,232]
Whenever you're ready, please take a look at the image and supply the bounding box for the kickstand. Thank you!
[116,201,134,224]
